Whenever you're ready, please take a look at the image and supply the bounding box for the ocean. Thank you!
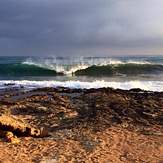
[0,56,163,91]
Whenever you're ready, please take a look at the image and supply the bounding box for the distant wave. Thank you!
[0,80,163,92]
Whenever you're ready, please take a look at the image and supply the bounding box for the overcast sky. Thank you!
[0,0,163,56]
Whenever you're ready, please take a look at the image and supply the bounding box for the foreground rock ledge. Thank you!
[0,87,163,163]
[0,115,48,138]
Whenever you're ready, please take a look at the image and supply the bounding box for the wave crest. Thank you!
[22,57,163,76]
[1,57,163,77]
[0,64,58,76]
[75,64,163,76]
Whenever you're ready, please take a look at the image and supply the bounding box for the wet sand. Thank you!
[0,87,163,162]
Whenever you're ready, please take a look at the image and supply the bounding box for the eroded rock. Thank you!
[0,115,49,138]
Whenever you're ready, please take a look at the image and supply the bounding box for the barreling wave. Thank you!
[23,59,89,75]
[21,57,163,76]
[0,63,59,76]
[1,61,163,77]
[74,64,163,76]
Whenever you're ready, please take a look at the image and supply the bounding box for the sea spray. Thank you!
[0,56,163,91]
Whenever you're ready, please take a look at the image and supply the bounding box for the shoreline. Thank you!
[0,87,163,162]
[0,79,163,92]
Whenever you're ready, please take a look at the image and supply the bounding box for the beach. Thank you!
[1,0,163,162]
[0,86,162,162]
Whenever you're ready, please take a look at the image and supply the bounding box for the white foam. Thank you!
[22,58,89,74]
[127,60,151,64]
[0,80,163,92]
[22,57,160,76]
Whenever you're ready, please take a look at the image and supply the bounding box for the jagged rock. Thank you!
[0,115,49,138]
[0,87,162,162]
[5,131,20,144]
[37,106,48,112]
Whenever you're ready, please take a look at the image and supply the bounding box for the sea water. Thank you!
[0,56,163,91]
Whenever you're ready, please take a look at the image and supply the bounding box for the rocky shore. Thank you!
[0,86,163,162]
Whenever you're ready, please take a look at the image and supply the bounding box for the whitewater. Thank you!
[0,56,163,91]
[0,80,163,92]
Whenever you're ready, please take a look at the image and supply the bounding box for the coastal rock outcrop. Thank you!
[0,115,48,140]
[0,87,162,162]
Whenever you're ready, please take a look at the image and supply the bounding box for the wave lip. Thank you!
[22,59,89,75]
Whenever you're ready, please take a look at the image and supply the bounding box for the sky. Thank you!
[0,0,163,56]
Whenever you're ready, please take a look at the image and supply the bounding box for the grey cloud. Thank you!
[0,0,163,56]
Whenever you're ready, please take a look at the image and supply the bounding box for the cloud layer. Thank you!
[0,0,163,56]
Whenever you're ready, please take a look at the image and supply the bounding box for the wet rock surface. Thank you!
[0,87,163,162]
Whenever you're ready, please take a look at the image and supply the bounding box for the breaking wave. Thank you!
[0,80,163,92]
[1,57,163,77]
[74,64,163,76]
[22,57,163,76]
[0,63,58,76]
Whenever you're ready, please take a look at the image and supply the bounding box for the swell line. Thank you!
[1,62,163,77]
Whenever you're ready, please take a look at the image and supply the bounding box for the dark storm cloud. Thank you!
[0,0,163,56]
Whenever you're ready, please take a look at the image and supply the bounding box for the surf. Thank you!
[74,64,163,76]
[0,63,58,76]
[0,80,163,92]
[1,56,163,77]
[22,57,163,76]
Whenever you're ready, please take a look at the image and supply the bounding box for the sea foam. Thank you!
[0,80,162,92]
